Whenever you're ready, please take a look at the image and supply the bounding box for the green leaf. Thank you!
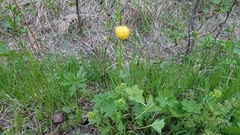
[169,108,186,118]
[63,73,71,80]
[151,119,165,134]
[221,126,240,135]
[212,0,220,4]
[75,82,87,88]
[156,90,178,108]
[181,99,201,113]
[62,106,71,113]
[70,84,76,96]
[102,101,117,117]
[126,85,144,103]
[156,96,178,107]
[119,70,131,79]
[59,81,73,86]
[145,95,162,112]
[133,103,144,116]
[68,2,74,7]
[117,123,125,132]
[77,69,86,78]
[0,43,9,55]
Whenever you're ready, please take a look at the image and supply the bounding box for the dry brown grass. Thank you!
[0,0,239,61]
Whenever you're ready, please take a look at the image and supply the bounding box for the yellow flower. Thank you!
[115,25,130,40]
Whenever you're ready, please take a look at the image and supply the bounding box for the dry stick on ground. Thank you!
[76,0,82,34]
[186,0,201,55]
[12,0,42,58]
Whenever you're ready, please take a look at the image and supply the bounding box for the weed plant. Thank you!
[0,0,240,134]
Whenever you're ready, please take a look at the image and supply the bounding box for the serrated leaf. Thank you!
[181,99,200,113]
[145,95,162,112]
[156,90,178,108]
[102,101,117,117]
[151,119,165,134]
[156,95,178,108]
[126,85,144,103]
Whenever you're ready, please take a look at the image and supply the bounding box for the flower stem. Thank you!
[117,40,123,84]
[117,40,123,72]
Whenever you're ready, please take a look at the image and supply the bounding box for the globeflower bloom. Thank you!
[115,25,130,40]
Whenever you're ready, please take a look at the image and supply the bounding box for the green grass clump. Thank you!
[1,0,240,134]
[1,35,240,134]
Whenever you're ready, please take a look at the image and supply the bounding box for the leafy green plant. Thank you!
[58,68,87,119]
[1,2,27,55]
[87,83,164,134]
[59,69,87,97]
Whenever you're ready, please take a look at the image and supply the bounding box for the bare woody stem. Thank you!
[13,0,42,58]
[76,0,82,33]
[187,0,201,55]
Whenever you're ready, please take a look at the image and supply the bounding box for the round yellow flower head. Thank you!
[115,25,130,40]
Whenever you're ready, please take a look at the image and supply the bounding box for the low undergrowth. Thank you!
[1,35,240,134]
[1,0,240,134]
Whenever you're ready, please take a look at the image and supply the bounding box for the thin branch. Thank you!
[200,0,238,38]
[13,0,42,58]
[214,0,237,38]
[186,0,201,55]
[197,13,216,31]
[0,28,13,37]
[76,0,82,33]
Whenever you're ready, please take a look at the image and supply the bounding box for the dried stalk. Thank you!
[76,0,82,33]
[186,0,201,55]
[13,0,42,58]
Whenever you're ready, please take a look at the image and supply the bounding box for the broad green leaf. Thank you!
[92,94,106,109]
[117,123,125,132]
[181,99,200,113]
[126,85,144,103]
[133,103,144,117]
[151,119,165,134]
[62,106,71,113]
[221,126,240,135]
[156,90,178,108]
[145,95,162,112]
[102,101,117,117]
[156,95,178,108]
[169,108,186,118]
